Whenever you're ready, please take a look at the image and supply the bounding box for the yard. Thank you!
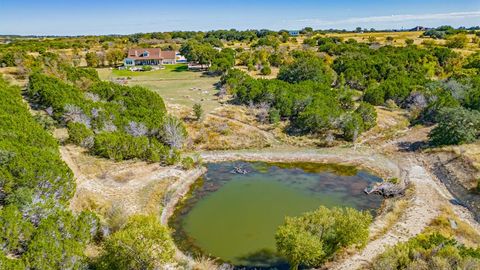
[97,64,222,113]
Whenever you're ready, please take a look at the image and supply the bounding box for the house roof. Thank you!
[126,48,176,60]
[160,50,176,60]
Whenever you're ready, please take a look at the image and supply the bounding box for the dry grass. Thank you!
[140,176,177,215]
[235,65,280,79]
[425,205,480,247]
[359,106,411,146]
[192,256,224,270]
[370,186,414,240]
[0,67,27,86]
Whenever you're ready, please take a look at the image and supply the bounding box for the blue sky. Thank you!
[1,0,479,35]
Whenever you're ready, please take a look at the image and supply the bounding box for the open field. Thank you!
[97,64,222,113]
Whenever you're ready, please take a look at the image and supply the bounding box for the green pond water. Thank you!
[170,161,383,269]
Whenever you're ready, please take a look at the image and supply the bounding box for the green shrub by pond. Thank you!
[276,206,372,270]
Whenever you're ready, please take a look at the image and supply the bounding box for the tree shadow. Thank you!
[396,140,428,152]
[171,65,189,72]
[234,249,289,270]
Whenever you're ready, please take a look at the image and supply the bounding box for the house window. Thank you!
[143,51,149,57]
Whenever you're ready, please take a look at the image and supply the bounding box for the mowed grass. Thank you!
[97,64,222,113]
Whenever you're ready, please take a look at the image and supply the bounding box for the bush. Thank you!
[278,53,334,85]
[446,34,468,49]
[26,70,182,164]
[269,108,281,124]
[181,156,195,170]
[372,233,480,270]
[429,107,480,146]
[341,113,364,142]
[364,86,385,105]
[275,206,372,270]
[67,122,94,147]
[260,65,272,75]
[97,215,175,270]
[142,65,153,71]
[193,103,203,121]
[355,102,377,130]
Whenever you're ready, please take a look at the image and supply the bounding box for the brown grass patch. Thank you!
[425,206,480,247]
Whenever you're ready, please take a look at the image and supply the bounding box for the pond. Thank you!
[170,161,384,269]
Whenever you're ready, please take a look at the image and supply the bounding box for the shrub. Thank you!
[278,53,334,85]
[142,65,153,71]
[372,233,480,270]
[269,108,281,124]
[341,113,364,142]
[181,157,195,170]
[193,103,204,121]
[67,122,94,147]
[429,107,480,146]
[446,34,468,49]
[275,206,372,269]
[355,102,377,130]
[97,215,175,270]
[260,65,272,75]
[364,86,385,105]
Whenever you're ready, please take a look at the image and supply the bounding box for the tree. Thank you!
[278,54,334,85]
[193,103,204,121]
[106,49,125,66]
[180,40,217,68]
[97,215,175,270]
[209,48,235,75]
[275,206,372,270]
[429,107,480,146]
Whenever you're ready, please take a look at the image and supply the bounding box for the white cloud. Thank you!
[294,11,480,26]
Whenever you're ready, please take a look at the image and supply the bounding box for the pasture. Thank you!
[97,64,222,113]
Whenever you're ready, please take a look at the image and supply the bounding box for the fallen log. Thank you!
[364,182,406,197]
[231,166,249,175]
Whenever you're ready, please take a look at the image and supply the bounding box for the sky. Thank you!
[1,0,480,36]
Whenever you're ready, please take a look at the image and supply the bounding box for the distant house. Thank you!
[288,30,300,36]
[411,26,429,31]
[124,48,178,66]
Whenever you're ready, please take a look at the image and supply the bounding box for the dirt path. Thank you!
[61,145,204,216]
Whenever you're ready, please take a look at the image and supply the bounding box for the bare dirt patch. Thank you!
[62,145,201,218]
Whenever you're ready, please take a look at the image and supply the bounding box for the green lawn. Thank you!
[97,64,222,113]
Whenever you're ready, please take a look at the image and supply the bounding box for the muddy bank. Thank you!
[160,167,207,225]
[200,148,403,181]
[422,152,480,221]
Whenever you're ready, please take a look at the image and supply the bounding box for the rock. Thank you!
[449,218,458,230]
